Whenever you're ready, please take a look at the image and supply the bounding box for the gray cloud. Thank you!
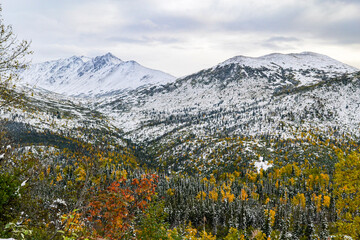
[261,36,301,50]
[106,36,181,45]
[266,37,300,43]
[107,0,360,46]
[317,17,360,44]
[316,0,360,3]
[121,15,202,33]
[1,0,359,76]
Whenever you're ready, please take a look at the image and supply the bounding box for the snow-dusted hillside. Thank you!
[0,84,131,152]
[87,52,359,172]
[95,52,359,142]
[13,51,360,146]
[4,51,360,173]
[19,53,176,97]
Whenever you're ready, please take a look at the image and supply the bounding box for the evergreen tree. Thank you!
[319,214,329,240]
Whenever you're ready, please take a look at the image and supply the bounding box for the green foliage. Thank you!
[136,200,169,240]
[0,173,20,228]
[224,227,245,240]
[3,222,33,240]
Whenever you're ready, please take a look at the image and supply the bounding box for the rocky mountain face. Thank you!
[19,53,176,97]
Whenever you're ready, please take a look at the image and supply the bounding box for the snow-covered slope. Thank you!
[220,52,358,86]
[15,51,360,144]
[95,52,359,142]
[222,52,356,71]
[20,53,176,97]
[90,52,360,172]
[0,83,127,148]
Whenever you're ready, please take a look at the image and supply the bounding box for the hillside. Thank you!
[5,51,360,174]
[97,52,358,138]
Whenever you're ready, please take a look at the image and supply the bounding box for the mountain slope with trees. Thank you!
[1,4,360,239]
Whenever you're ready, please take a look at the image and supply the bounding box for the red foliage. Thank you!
[86,174,158,239]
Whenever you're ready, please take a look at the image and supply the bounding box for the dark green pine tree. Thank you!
[329,193,337,222]
[292,208,304,239]
[263,214,272,237]
[319,214,329,240]
[240,206,247,237]
[304,203,319,240]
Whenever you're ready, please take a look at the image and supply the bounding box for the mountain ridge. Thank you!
[19,52,176,97]
[220,51,358,71]
[19,51,358,98]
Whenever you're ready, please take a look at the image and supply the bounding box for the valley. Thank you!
[1,51,360,239]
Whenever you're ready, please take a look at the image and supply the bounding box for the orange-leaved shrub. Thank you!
[86,174,158,239]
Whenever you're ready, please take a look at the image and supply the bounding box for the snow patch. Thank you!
[254,156,273,172]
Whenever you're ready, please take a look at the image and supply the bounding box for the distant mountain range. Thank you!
[19,53,176,97]
[6,51,360,173]
[20,52,357,98]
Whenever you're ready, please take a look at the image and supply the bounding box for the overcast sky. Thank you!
[2,0,360,77]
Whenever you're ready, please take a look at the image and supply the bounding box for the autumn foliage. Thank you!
[86,174,158,239]
[333,150,360,239]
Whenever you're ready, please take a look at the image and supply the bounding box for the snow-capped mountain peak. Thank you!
[220,51,358,72]
[92,52,123,65]
[214,51,358,87]
[20,53,176,97]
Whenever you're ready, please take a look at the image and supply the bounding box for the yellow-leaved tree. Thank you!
[333,150,360,239]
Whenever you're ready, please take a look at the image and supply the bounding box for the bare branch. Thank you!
[0,4,32,110]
